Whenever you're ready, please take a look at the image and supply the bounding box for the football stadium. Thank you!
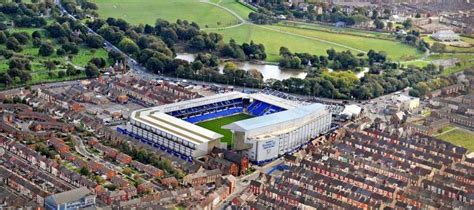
[123,92,332,164]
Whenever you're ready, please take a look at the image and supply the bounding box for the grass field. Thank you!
[209,24,349,61]
[438,128,474,152]
[95,0,423,62]
[265,25,422,61]
[196,113,253,146]
[95,0,241,28]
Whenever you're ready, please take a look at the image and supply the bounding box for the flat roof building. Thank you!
[44,187,96,210]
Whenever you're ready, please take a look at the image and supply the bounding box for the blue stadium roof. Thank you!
[223,103,326,132]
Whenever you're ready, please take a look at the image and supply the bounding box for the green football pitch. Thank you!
[196,113,253,146]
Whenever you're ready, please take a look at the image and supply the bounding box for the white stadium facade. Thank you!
[120,92,332,164]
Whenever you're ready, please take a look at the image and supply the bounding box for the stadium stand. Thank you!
[170,98,287,123]
[184,107,244,124]
[247,100,285,116]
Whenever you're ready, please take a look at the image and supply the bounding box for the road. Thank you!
[215,158,284,209]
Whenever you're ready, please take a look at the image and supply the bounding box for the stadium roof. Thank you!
[223,103,326,132]
[249,93,300,109]
[132,110,223,145]
[156,92,245,113]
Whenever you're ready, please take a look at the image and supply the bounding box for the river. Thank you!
[176,53,307,81]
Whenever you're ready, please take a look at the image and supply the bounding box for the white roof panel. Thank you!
[223,103,326,132]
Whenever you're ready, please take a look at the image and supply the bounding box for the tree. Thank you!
[6,37,22,52]
[85,63,99,78]
[39,42,55,56]
[402,19,412,29]
[79,167,90,176]
[279,47,292,57]
[9,58,31,70]
[387,22,394,31]
[146,57,165,74]
[118,38,139,56]
[0,73,13,86]
[374,18,385,30]
[95,176,105,185]
[62,42,79,54]
[56,48,66,56]
[57,71,66,78]
[12,32,30,45]
[66,64,79,76]
[122,168,132,176]
[191,61,203,70]
[32,30,41,39]
[32,38,42,48]
[89,57,106,68]
[0,31,7,44]
[85,34,104,48]
[43,60,56,71]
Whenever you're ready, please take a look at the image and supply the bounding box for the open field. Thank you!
[209,24,349,61]
[209,24,423,61]
[438,128,474,152]
[279,21,393,40]
[95,0,241,28]
[196,113,253,146]
[264,25,423,61]
[219,0,254,20]
[95,0,423,62]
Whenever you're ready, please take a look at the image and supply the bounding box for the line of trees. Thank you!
[65,0,454,101]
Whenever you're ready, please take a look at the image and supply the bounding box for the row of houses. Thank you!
[87,138,133,165]
[429,92,474,129]
[0,137,97,190]
[243,128,473,209]
[111,76,199,106]
[0,166,49,206]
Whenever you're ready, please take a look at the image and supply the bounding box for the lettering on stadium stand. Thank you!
[262,140,275,149]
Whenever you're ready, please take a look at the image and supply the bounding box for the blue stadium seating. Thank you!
[184,107,244,123]
[168,98,244,119]
[246,100,286,116]
[168,98,287,123]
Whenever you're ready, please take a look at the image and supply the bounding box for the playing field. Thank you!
[438,128,474,152]
[196,113,253,146]
[95,0,241,28]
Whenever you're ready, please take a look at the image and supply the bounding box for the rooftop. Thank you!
[46,187,92,204]
[132,110,223,145]
[223,103,326,132]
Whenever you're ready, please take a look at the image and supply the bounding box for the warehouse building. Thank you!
[44,187,96,210]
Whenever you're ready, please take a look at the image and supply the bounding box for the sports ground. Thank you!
[196,113,253,146]
[95,0,424,62]
[438,128,474,152]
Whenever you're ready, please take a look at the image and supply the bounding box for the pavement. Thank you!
[216,158,284,208]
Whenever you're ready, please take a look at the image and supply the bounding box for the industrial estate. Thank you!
[0,0,473,209]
